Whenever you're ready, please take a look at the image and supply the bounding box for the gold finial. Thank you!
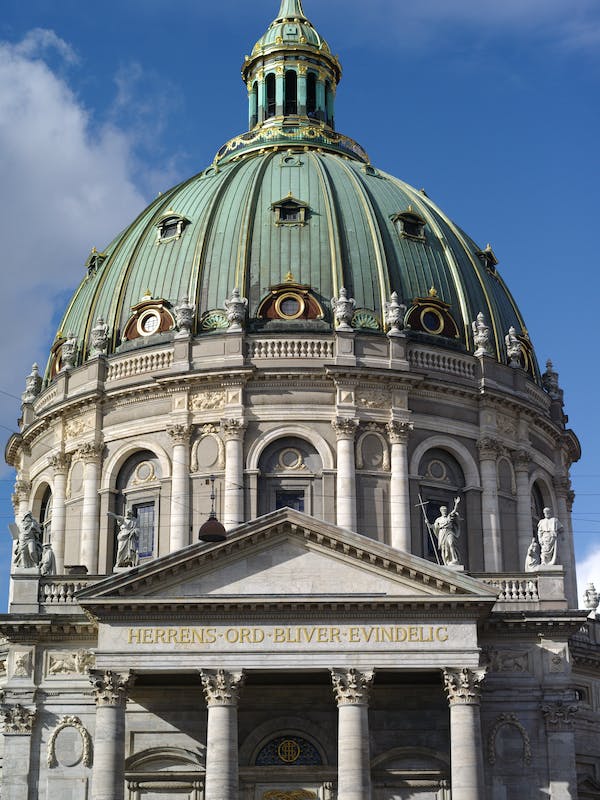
[285,271,295,283]
[91,246,97,253]
[408,204,414,212]
[142,288,153,301]
[429,286,438,298]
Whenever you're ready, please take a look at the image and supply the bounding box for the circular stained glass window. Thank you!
[255,735,322,766]
[138,311,161,336]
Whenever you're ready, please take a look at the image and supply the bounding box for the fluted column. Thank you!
[513,450,532,567]
[0,704,36,800]
[333,418,359,531]
[51,452,70,573]
[89,671,133,800]
[331,668,374,800]
[167,424,192,551]
[477,438,502,571]
[79,443,103,573]
[387,421,412,552]
[541,699,579,799]
[201,669,245,800]
[554,476,577,607]
[444,668,486,800]
[221,419,246,530]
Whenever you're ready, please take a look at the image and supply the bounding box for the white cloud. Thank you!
[577,547,600,610]
[0,31,153,463]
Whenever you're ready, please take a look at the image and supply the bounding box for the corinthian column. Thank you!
[79,443,103,573]
[541,698,579,799]
[201,669,245,800]
[513,449,532,567]
[167,424,192,551]
[331,668,374,800]
[477,438,502,571]
[443,668,487,800]
[0,704,36,800]
[50,452,71,573]
[89,671,133,800]
[221,420,246,530]
[387,421,412,551]
[333,418,359,531]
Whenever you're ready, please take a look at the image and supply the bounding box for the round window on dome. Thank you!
[275,292,305,320]
[137,310,161,337]
[420,308,444,335]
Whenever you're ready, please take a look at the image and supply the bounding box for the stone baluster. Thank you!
[477,438,502,571]
[79,443,103,573]
[553,475,577,607]
[50,453,71,574]
[541,699,579,799]
[513,450,533,568]
[221,420,246,530]
[333,418,359,531]
[387,421,412,552]
[201,669,245,800]
[0,704,36,800]
[331,668,374,800]
[167,424,192,551]
[443,668,487,800]
[89,670,133,800]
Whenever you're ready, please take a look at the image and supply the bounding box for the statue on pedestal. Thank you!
[505,326,522,368]
[108,510,140,568]
[174,296,195,336]
[525,537,541,572]
[40,543,57,576]
[537,507,563,566]
[13,512,43,568]
[89,318,109,357]
[384,292,406,335]
[22,364,42,404]
[433,499,462,567]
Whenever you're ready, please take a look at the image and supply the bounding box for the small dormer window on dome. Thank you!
[156,212,190,244]
[272,195,309,226]
[392,207,427,241]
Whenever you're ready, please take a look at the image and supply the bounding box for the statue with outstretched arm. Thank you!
[108,510,140,568]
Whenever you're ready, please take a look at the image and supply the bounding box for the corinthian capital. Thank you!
[541,700,578,730]
[89,670,134,707]
[167,424,192,445]
[511,449,530,471]
[443,667,487,706]
[220,418,247,442]
[1,704,36,734]
[477,437,500,459]
[12,479,31,507]
[77,442,103,464]
[332,417,359,441]
[331,667,374,706]
[50,452,71,474]
[200,669,245,707]
[386,420,412,445]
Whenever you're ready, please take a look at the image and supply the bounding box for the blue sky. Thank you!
[0,0,599,607]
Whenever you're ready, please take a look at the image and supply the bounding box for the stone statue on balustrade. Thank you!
[40,542,57,576]
[11,512,43,569]
[22,363,42,404]
[433,499,462,567]
[89,317,109,357]
[537,507,563,566]
[505,326,523,368]
[472,312,492,357]
[108,510,140,569]
[331,287,355,331]
[524,537,541,572]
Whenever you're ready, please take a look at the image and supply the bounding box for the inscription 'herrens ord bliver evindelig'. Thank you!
[126,624,451,646]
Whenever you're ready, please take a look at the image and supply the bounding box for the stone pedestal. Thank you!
[201,669,245,800]
[89,671,132,800]
[221,420,246,530]
[79,443,103,572]
[387,421,412,551]
[0,704,36,800]
[168,424,191,551]
[331,668,374,800]
[333,418,358,531]
[444,668,486,800]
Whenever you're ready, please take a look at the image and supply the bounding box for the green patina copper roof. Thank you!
[49,1,537,378]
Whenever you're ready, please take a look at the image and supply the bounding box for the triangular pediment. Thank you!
[78,509,497,612]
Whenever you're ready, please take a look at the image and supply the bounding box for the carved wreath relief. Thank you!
[48,715,92,768]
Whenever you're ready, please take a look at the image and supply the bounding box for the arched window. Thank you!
[266,73,276,119]
[114,450,162,563]
[251,81,258,128]
[257,437,323,518]
[325,79,333,126]
[40,486,53,544]
[531,481,547,536]
[285,70,298,115]
[306,73,317,117]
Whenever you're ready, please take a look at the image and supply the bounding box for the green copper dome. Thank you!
[49,1,536,379]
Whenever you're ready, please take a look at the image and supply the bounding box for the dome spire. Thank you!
[275,0,308,21]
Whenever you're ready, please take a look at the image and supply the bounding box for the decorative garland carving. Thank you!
[200,669,245,706]
[331,668,374,706]
[487,713,532,765]
[48,715,92,768]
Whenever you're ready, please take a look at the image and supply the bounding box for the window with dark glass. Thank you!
[307,72,317,117]
[279,203,300,223]
[133,502,155,558]
[266,73,276,118]
[285,70,298,115]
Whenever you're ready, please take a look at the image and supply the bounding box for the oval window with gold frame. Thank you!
[274,292,306,320]
[137,309,162,337]
[419,307,444,335]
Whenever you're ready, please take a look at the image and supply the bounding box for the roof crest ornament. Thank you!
[275,0,308,22]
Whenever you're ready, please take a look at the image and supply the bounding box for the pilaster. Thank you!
[78,442,103,573]
[0,704,37,800]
